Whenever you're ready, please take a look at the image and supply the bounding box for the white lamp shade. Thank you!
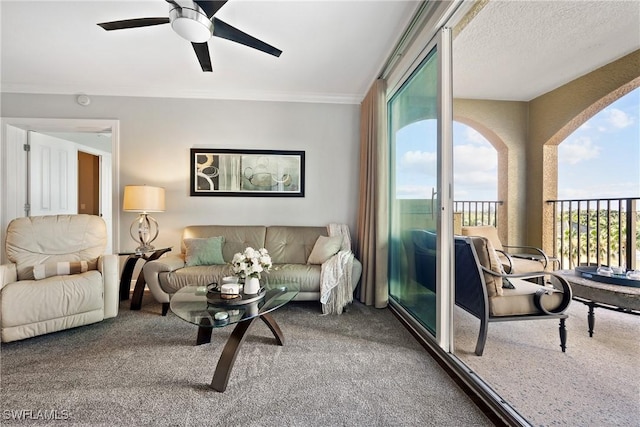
[123,185,165,212]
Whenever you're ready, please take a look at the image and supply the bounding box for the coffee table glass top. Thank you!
[170,284,299,328]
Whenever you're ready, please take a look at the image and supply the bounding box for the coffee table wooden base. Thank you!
[196,313,284,392]
[556,270,640,337]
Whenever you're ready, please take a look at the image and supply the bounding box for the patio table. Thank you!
[556,269,640,337]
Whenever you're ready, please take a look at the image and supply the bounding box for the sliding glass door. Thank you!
[388,29,453,345]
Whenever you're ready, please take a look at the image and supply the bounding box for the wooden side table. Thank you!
[118,247,171,310]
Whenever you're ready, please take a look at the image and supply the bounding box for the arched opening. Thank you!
[552,86,640,269]
[558,87,639,199]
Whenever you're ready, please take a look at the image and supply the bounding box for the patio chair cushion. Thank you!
[490,279,565,316]
[470,236,504,296]
[462,225,503,251]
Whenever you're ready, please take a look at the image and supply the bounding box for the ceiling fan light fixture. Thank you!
[169,7,213,43]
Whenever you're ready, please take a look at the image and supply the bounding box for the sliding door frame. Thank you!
[385,27,454,352]
[381,2,533,424]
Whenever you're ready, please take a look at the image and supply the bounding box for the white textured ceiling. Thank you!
[453,0,640,101]
[0,0,419,104]
[1,1,639,104]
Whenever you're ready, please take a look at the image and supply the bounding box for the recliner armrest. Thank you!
[0,263,18,290]
[99,254,119,319]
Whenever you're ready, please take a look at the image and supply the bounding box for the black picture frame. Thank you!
[190,149,305,197]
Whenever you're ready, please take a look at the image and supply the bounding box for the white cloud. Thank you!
[606,108,634,129]
[465,127,487,144]
[455,170,497,186]
[399,150,437,176]
[559,137,601,165]
[452,143,497,200]
[454,144,497,171]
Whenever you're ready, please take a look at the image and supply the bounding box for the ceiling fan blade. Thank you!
[212,18,282,57]
[98,18,170,31]
[192,42,213,72]
[194,1,228,19]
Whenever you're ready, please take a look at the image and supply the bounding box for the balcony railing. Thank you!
[546,197,639,270]
[454,200,503,228]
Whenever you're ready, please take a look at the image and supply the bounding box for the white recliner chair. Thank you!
[0,214,118,342]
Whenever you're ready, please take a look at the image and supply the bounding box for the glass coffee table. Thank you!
[170,283,299,392]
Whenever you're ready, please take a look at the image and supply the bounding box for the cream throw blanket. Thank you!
[320,223,355,315]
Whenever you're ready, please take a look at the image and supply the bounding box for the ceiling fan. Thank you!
[97,0,282,72]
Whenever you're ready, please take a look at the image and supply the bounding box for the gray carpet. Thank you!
[454,301,640,427]
[0,296,492,427]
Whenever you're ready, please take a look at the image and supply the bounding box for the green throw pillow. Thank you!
[184,236,225,266]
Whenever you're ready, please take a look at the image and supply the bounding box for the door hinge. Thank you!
[23,143,30,151]
[24,203,30,216]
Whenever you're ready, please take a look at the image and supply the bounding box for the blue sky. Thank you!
[395,87,639,201]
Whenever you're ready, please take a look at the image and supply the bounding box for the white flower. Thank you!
[231,247,272,279]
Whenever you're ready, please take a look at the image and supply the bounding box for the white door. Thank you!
[28,132,78,216]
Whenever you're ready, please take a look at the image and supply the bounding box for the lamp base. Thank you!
[134,243,156,254]
[130,213,159,254]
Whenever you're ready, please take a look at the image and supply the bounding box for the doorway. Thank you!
[78,151,100,216]
[0,118,119,262]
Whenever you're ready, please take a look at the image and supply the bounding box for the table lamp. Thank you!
[123,185,165,253]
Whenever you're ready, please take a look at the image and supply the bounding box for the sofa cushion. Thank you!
[32,260,97,280]
[159,265,236,294]
[265,226,327,264]
[265,264,322,293]
[184,236,225,266]
[158,263,323,295]
[182,226,266,263]
[307,235,343,264]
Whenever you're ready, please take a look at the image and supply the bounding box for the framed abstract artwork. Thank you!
[190,149,305,197]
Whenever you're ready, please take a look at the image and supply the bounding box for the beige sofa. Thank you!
[0,215,119,342]
[144,225,362,315]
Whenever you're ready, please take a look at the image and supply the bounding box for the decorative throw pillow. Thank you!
[307,235,343,265]
[184,236,225,266]
[33,260,97,280]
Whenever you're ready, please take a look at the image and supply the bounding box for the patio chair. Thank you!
[461,225,553,274]
[454,235,572,356]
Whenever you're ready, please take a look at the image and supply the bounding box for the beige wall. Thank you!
[454,49,639,251]
[1,93,362,252]
[528,49,640,251]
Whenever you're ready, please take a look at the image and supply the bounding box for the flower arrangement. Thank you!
[231,247,272,279]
